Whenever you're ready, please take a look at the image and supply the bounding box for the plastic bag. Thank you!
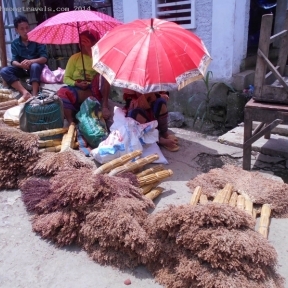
[90,107,159,163]
[4,104,24,121]
[40,64,65,84]
[76,97,108,148]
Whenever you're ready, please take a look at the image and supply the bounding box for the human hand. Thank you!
[102,107,110,119]
[75,80,89,90]
[160,92,169,101]
[21,59,32,70]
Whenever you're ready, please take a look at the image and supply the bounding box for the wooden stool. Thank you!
[243,99,288,170]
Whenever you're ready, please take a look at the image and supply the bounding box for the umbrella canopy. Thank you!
[92,18,212,93]
[27,10,122,44]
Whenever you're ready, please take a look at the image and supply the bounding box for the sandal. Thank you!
[162,144,179,152]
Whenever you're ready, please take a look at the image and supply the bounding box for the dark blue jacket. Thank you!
[11,36,48,65]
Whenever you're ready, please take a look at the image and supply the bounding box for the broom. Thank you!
[29,123,94,176]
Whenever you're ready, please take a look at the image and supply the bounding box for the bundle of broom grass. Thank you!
[0,125,39,189]
[27,124,95,176]
[187,164,288,218]
[144,202,284,288]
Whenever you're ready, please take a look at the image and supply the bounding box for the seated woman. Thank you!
[57,30,110,124]
[123,89,179,152]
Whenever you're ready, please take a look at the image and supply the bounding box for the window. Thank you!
[152,0,196,29]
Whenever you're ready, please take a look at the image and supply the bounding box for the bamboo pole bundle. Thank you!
[145,187,164,200]
[258,204,271,239]
[190,186,202,205]
[236,195,245,210]
[141,182,160,195]
[31,127,68,138]
[38,139,62,148]
[93,150,143,175]
[229,192,238,207]
[244,198,253,216]
[199,194,208,204]
[136,165,164,178]
[0,88,12,94]
[108,154,159,176]
[137,169,173,187]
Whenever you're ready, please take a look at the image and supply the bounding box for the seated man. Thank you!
[0,15,48,99]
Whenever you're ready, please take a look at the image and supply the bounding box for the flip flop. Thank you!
[162,144,179,152]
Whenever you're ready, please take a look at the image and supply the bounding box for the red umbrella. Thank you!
[27,10,122,44]
[92,18,212,93]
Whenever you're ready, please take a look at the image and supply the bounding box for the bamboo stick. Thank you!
[137,169,173,187]
[236,195,245,210]
[136,165,164,178]
[0,99,18,110]
[108,154,159,176]
[258,204,271,239]
[213,189,223,203]
[38,139,62,148]
[145,187,164,200]
[39,145,62,153]
[199,194,208,204]
[244,198,253,216]
[223,184,233,204]
[141,182,160,195]
[190,186,202,205]
[229,192,238,207]
[60,123,76,151]
[31,127,68,137]
[93,150,143,175]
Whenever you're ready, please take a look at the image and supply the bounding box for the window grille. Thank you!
[152,0,196,29]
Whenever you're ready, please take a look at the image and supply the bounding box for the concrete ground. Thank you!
[0,127,287,288]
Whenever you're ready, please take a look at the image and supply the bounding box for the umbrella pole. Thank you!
[77,23,87,81]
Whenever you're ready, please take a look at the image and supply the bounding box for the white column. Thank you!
[123,0,139,23]
[209,0,249,79]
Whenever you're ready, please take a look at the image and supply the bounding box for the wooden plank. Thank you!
[277,11,288,75]
[243,119,283,147]
[257,49,288,91]
[269,30,287,43]
[254,14,273,98]
[243,109,253,170]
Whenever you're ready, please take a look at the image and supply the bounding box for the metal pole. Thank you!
[0,0,8,67]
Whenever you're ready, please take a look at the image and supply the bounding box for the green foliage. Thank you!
[188,71,235,130]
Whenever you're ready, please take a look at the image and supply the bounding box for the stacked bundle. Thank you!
[0,125,39,189]
[145,203,284,288]
[187,164,288,217]
[22,169,154,248]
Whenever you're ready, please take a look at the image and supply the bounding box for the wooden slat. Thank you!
[258,49,288,91]
[254,14,274,98]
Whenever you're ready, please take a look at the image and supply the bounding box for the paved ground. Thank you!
[0,127,287,288]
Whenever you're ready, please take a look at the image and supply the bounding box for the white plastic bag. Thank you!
[90,107,159,163]
[4,104,24,121]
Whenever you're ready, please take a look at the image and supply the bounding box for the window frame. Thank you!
[152,0,196,29]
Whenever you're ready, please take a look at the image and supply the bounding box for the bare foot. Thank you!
[159,137,179,151]
[18,91,32,103]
